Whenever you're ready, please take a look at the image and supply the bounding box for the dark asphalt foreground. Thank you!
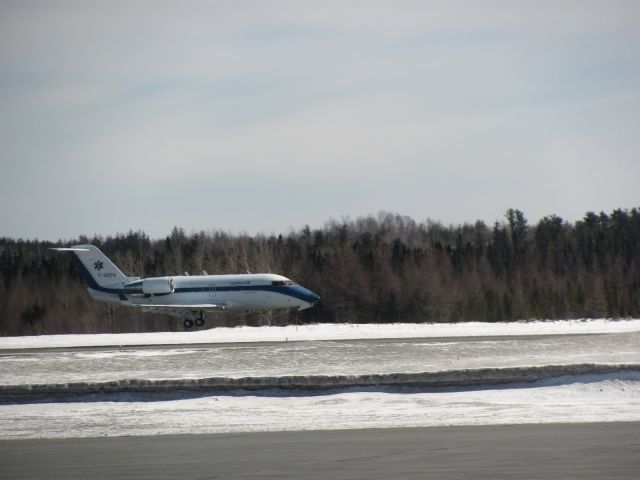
[2,423,640,480]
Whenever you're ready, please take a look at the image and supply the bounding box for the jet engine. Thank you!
[124,277,175,295]
[141,277,175,295]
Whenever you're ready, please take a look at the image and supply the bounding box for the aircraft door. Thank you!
[209,285,216,297]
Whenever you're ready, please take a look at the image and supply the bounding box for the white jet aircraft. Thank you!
[52,245,320,329]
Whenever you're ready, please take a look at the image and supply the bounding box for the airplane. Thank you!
[52,244,320,329]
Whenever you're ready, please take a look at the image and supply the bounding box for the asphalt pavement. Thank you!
[2,422,639,480]
[3,332,640,386]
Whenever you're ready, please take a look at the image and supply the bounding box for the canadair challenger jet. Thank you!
[52,245,320,329]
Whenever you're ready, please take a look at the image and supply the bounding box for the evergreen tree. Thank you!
[1,207,639,334]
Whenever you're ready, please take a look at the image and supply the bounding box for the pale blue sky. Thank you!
[1,0,639,240]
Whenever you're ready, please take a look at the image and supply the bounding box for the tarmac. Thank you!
[2,422,639,480]
[3,332,639,386]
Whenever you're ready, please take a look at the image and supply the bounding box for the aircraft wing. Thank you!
[133,303,227,318]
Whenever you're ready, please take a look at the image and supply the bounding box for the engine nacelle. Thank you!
[141,277,175,295]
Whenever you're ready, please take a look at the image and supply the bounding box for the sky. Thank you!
[1,0,639,240]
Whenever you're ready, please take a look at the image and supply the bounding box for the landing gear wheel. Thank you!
[195,317,205,328]
[183,318,194,329]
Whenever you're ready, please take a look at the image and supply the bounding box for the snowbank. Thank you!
[2,363,639,401]
[2,319,640,350]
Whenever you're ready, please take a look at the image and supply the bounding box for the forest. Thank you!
[1,208,639,335]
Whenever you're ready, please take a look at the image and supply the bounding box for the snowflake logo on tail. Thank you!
[93,260,104,271]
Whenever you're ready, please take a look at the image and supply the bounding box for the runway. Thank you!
[2,423,639,480]
[2,332,639,386]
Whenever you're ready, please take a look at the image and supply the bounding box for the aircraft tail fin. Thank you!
[51,245,129,288]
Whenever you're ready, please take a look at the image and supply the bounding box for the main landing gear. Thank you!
[183,311,206,329]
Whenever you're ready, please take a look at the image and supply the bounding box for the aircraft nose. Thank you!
[294,286,320,309]
[301,287,320,304]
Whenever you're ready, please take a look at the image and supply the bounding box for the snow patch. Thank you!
[2,373,639,439]
[2,319,640,350]
[73,349,206,360]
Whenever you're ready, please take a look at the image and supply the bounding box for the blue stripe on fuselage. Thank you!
[173,284,319,303]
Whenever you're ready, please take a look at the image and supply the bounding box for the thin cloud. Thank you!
[1,1,639,238]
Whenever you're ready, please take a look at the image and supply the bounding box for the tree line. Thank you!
[1,207,639,335]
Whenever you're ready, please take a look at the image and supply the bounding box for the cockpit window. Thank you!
[272,280,296,286]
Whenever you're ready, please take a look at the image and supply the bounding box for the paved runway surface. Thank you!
[3,332,639,385]
[2,423,639,479]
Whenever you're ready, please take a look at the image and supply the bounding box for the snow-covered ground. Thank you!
[2,372,639,439]
[1,320,639,440]
[2,319,640,350]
